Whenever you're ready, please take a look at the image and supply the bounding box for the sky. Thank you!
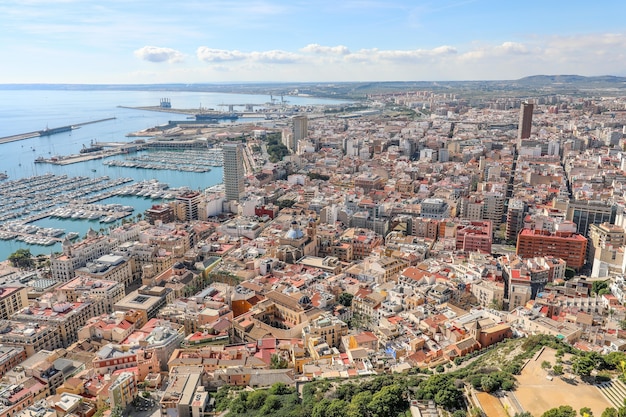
[2,0,626,84]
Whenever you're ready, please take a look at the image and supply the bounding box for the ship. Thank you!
[40,125,73,136]
[80,139,104,154]
[195,112,239,121]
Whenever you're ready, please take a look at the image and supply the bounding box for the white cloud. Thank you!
[134,46,184,63]
[197,47,300,64]
[249,50,300,63]
[301,44,351,55]
[196,47,247,62]
[497,42,529,54]
[345,45,457,63]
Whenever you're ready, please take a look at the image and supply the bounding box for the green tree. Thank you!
[552,364,564,375]
[269,382,292,395]
[602,408,618,417]
[541,405,576,417]
[326,399,348,417]
[368,385,407,417]
[312,399,331,417]
[270,354,289,369]
[214,386,232,412]
[541,360,552,370]
[259,394,282,415]
[480,376,499,393]
[417,374,463,410]
[592,280,609,295]
[580,407,594,417]
[503,361,522,375]
[247,389,269,409]
[453,410,468,417]
[514,412,534,417]
[346,391,373,417]
[8,249,34,269]
[277,199,296,209]
[573,354,597,377]
[307,172,330,181]
[338,292,354,307]
[229,393,247,414]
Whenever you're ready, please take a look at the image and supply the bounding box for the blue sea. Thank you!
[0,89,347,261]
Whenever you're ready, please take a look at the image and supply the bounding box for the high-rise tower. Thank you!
[518,101,534,140]
[222,142,245,202]
[293,115,308,142]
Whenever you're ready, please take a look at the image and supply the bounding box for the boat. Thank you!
[67,232,79,240]
[40,125,72,136]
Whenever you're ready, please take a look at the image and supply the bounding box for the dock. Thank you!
[35,149,127,165]
[0,117,117,145]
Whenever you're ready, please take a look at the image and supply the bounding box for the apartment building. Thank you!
[0,287,28,320]
[456,220,493,254]
[56,276,124,313]
[516,228,587,270]
[0,321,63,357]
[11,301,92,348]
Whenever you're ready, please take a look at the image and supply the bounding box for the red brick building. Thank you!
[516,229,587,270]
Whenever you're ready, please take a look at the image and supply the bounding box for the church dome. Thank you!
[285,220,304,240]
[298,295,312,307]
[285,227,304,240]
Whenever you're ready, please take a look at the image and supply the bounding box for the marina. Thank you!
[103,148,222,172]
[0,174,188,248]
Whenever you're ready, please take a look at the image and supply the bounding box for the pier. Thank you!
[0,117,117,145]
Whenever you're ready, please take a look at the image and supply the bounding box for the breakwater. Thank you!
[0,117,116,144]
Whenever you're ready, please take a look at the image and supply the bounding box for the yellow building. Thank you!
[109,371,137,411]
[0,287,28,320]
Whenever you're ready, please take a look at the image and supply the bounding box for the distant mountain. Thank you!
[2,75,626,99]
[514,74,626,85]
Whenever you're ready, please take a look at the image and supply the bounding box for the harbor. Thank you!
[0,89,346,260]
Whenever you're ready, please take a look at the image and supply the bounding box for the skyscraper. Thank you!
[518,101,534,140]
[222,142,245,202]
[293,115,308,142]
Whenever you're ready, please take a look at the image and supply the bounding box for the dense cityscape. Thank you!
[4,85,626,417]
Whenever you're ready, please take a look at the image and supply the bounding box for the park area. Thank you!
[513,346,611,416]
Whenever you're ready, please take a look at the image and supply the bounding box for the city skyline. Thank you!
[2,0,626,84]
